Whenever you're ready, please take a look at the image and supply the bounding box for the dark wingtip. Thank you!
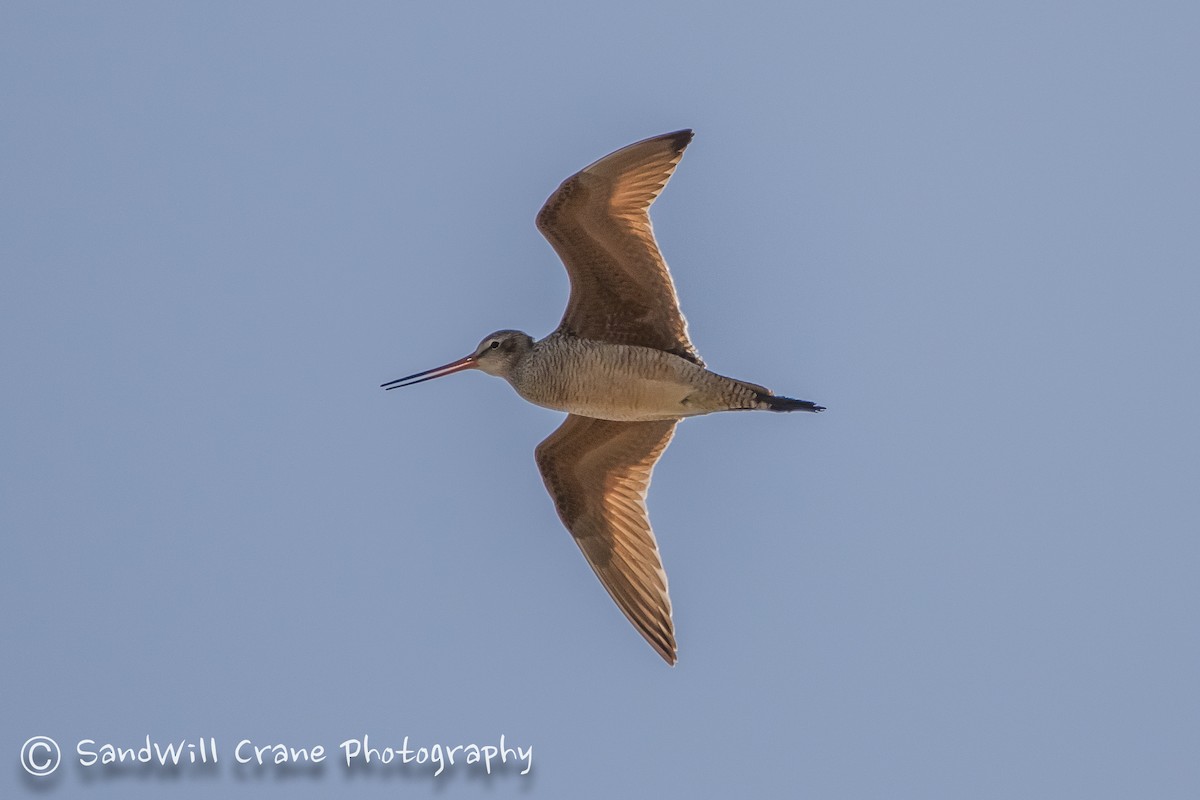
[666,129,695,151]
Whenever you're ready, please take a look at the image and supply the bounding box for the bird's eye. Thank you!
[489,340,500,350]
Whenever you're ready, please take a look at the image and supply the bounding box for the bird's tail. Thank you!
[723,375,825,413]
[757,392,825,413]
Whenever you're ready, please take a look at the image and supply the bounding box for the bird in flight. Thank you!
[383,130,823,664]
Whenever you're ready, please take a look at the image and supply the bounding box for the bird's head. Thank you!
[380,329,534,390]
[470,330,535,378]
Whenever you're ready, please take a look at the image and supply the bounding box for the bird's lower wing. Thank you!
[534,415,679,664]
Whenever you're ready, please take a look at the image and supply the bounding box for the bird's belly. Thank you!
[516,350,712,422]
[543,378,695,421]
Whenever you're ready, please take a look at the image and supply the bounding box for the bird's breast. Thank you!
[509,338,723,421]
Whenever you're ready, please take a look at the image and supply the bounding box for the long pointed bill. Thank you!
[381,355,477,390]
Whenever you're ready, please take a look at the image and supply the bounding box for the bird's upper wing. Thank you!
[536,130,703,367]
[534,414,679,664]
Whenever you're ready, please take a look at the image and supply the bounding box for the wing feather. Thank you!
[534,415,679,664]
[536,130,703,366]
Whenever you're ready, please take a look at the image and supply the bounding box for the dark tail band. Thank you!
[759,393,825,413]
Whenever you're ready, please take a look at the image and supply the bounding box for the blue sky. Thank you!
[3,2,1199,798]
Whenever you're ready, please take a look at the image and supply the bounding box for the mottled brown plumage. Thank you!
[535,416,677,663]
[537,130,703,366]
[383,130,823,665]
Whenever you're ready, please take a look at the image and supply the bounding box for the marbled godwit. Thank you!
[382,130,823,664]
